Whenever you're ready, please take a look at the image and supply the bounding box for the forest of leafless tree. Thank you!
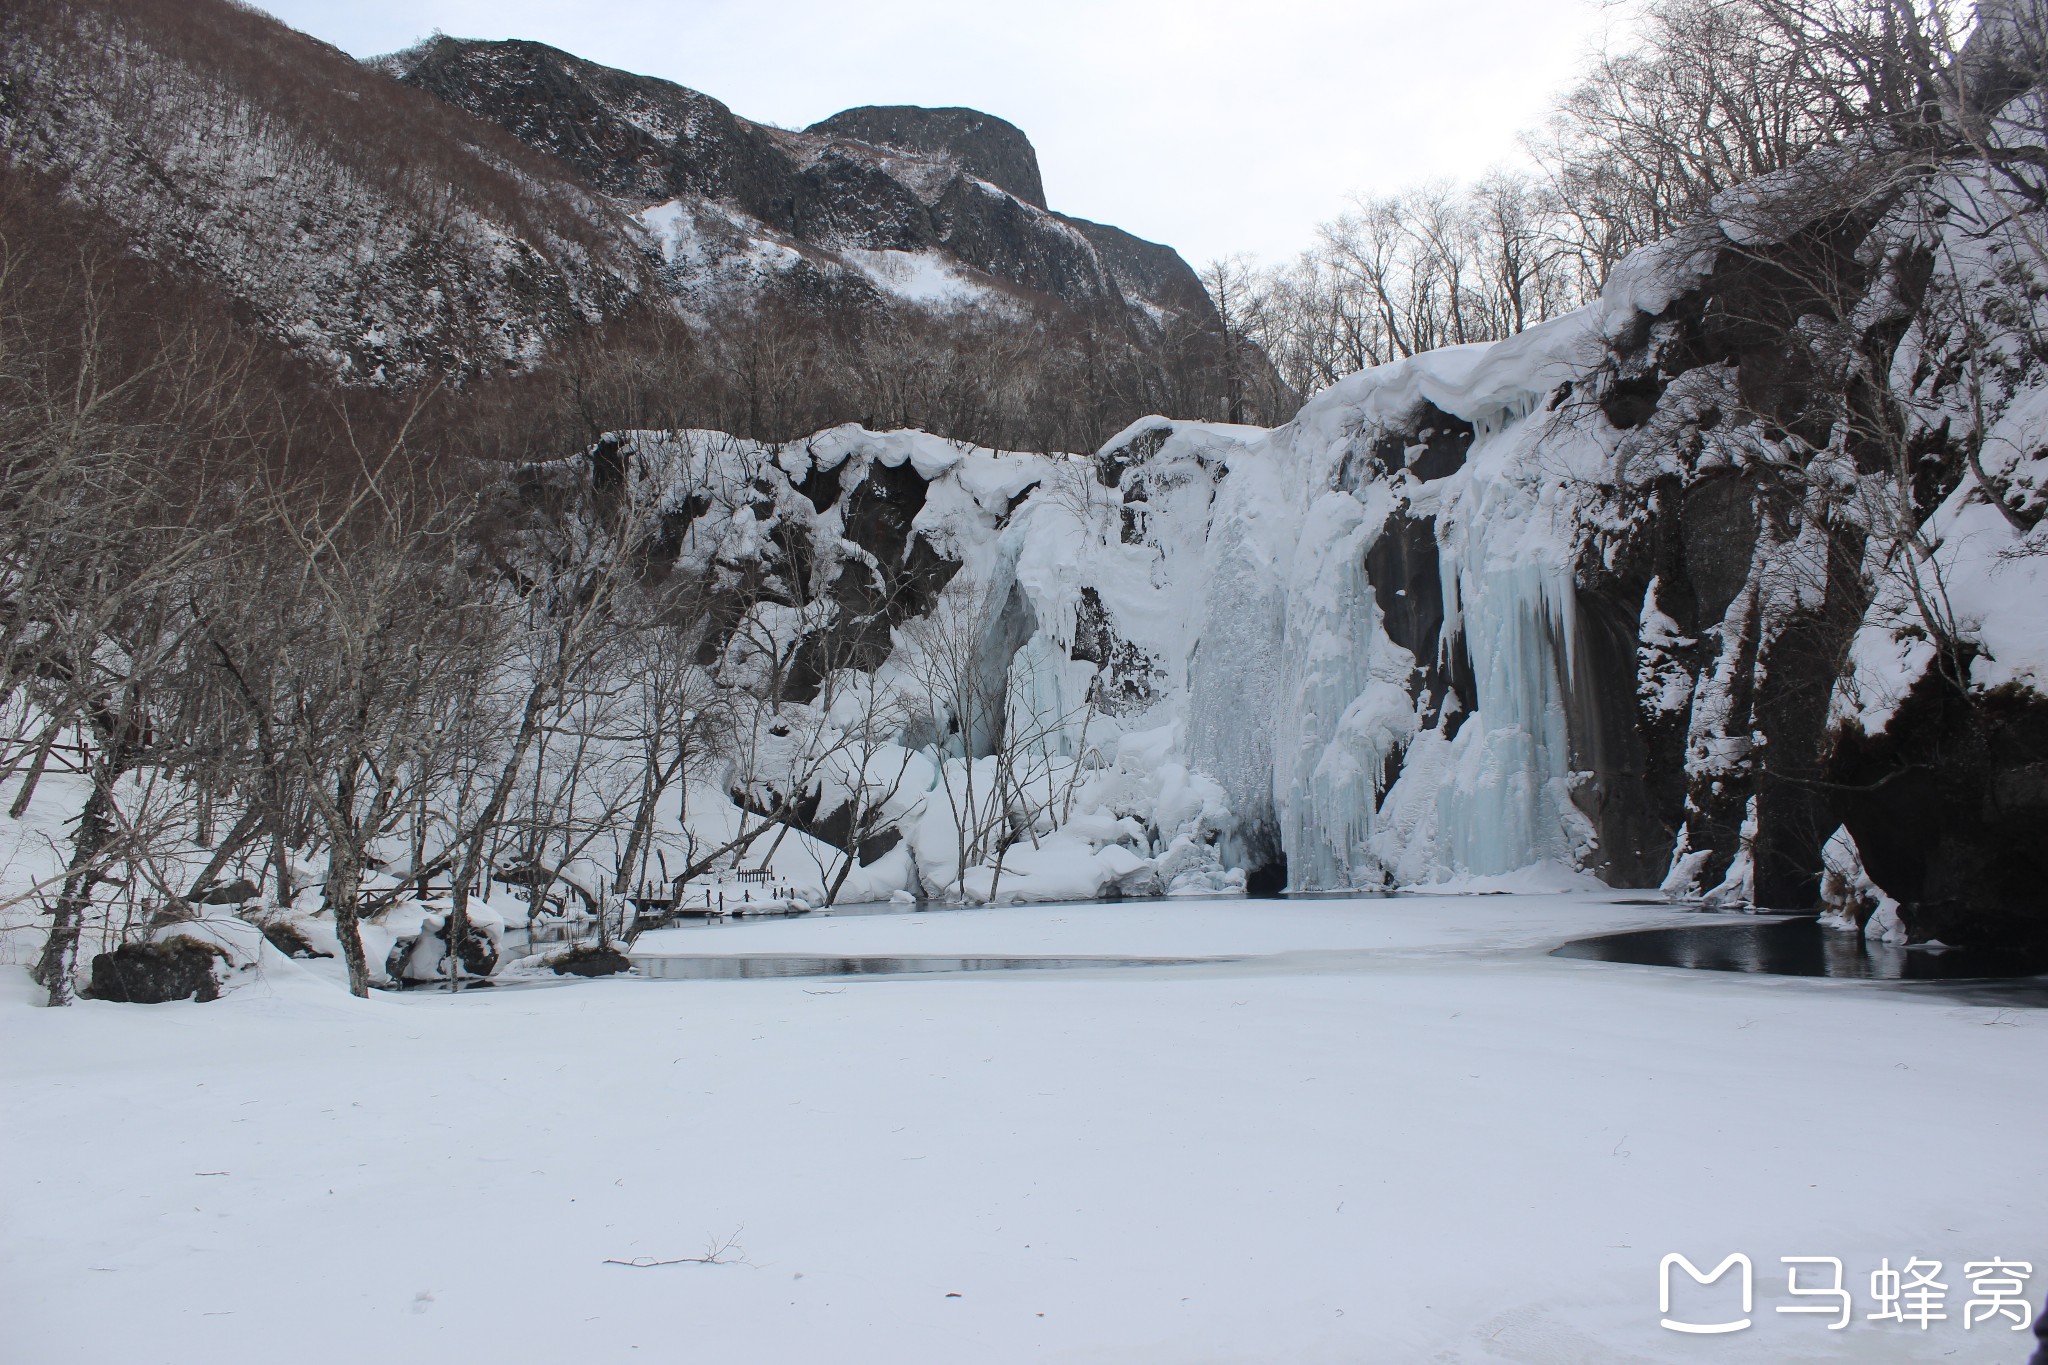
[1225,0,2030,399]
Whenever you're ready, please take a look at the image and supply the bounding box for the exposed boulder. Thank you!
[193,877,262,907]
[548,944,634,977]
[256,916,332,960]
[86,938,228,1004]
[386,911,501,984]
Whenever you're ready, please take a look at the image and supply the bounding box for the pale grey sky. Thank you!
[251,0,1614,265]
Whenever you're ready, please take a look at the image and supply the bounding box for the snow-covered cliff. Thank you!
[627,123,2046,945]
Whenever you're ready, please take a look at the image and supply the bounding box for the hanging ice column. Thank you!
[1430,559,1583,875]
[1004,628,1098,761]
[1265,474,1587,889]
[1389,410,1591,880]
[1175,296,1607,886]
[1272,488,1421,889]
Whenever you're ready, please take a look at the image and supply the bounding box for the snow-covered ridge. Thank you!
[0,1,651,384]
[385,34,1219,342]
[1,3,1223,392]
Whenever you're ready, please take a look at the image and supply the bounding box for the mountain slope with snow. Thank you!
[382,36,1220,337]
[0,0,653,384]
[0,1,1231,399]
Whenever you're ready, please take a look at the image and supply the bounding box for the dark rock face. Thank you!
[1377,408,1476,482]
[804,455,960,693]
[1522,218,1891,909]
[87,939,226,1003]
[1568,478,1699,886]
[1679,476,1757,625]
[809,106,1048,208]
[1564,582,1673,887]
[386,38,1219,338]
[1366,511,1459,715]
[1832,677,2048,947]
[511,437,964,711]
[1049,215,1217,323]
[1071,587,1162,715]
[382,38,774,207]
[1746,520,1867,907]
[1332,208,1918,910]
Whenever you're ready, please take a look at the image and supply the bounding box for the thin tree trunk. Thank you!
[269,821,294,907]
[325,839,371,999]
[826,847,857,907]
[614,762,660,898]
[32,755,124,1006]
[183,806,262,904]
[757,816,794,870]
[9,722,62,819]
[985,777,1015,905]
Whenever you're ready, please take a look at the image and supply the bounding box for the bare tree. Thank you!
[200,439,487,997]
[895,580,1096,901]
[0,237,262,1002]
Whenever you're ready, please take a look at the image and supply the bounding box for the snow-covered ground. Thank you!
[5,893,2041,1363]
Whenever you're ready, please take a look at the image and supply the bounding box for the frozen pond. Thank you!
[10,890,2045,1364]
[633,952,1222,980]
[624,889,1691,963]
[1553,913,2048,981]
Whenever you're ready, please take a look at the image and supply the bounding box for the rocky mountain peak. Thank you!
[807,105,1048,208]
[375,35,768,208]
[378,36,1219,339]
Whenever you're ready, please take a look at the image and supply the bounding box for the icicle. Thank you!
[1269,491,1418,890]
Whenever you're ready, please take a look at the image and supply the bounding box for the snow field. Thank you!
[5,893,2040,1364]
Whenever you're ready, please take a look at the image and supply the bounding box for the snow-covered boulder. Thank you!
[84,914,268,1004]
[86,940,230,1004]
